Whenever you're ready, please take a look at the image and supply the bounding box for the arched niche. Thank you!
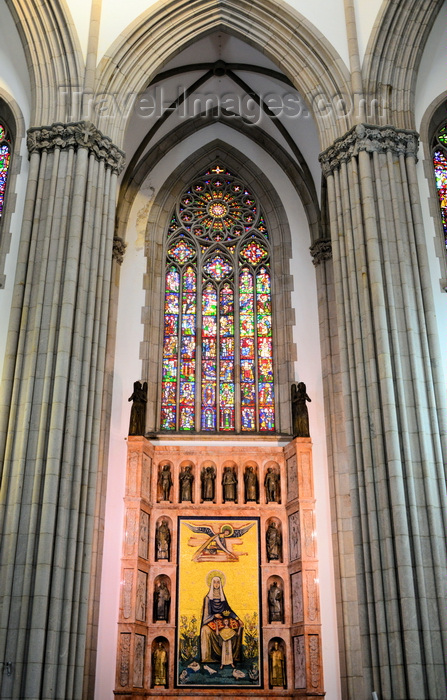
[266,575,285,624]
[243,461,259,504]
[263,460,282,504]
[268,637,287,689]
[154,516,172,562]
[179,460,195,503]
[199,460,217,503]
[156,460,174,502]
[152,574,171,624]
[221,460,239,504]
[151,636,169,688]
[265,517,283,563]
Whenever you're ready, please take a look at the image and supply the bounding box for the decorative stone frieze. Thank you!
[27,121,125,174]
[309,238,332,265]
[319,123,419,176]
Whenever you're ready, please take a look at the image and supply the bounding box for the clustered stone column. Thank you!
[320,123,447,699]
[0,122,124,699]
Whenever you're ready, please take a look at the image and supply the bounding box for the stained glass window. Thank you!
[0,123,11,219]
[160,164,275,432]
[433,123,447,249]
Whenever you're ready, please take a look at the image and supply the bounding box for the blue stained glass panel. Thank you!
[202,408,216,430]
[180,406,195,430]
[259,407,275,431]
[202,361,217,381]
[220,337,234,358]
[161,406,176,430]
[241,407,256,431]
[202,338,217,359]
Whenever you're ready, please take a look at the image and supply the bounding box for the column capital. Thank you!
[27,121,125,174]
[310,238,332,266]
[319,123,419,176]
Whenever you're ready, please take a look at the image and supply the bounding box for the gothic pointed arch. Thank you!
[95,0,352,148]
[5,0,83,125]
[363,0,445,128]
[115,113,322,249]
[141,141,295,435]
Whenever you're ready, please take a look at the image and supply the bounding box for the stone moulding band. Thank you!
[319,123,419,176]
[26,120,125,174]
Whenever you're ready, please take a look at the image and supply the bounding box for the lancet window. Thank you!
[160,164,275,433]
[433,122,447,250]
[0,122,11,219]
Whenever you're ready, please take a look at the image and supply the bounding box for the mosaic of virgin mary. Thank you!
[200,572,243,664]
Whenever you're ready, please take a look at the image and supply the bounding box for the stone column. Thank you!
[0,122,124,699]
[320,123,447,700]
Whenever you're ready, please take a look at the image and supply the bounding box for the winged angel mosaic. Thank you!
[184,521,255,562]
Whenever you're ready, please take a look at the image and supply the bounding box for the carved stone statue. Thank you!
[268,582,284,623]
[244,466,258,502]
[291,382,311,438]
[265,467,280,503]
[179,466,194,502]
[154,581,170,622]
[155,519,171,561]
[269,640,286,687]
[128,381,147,435]
[158,464,172,501]
[201,466,216,501]
[153,642,168,687]
[266,521,282,562]
[222,466,237,503]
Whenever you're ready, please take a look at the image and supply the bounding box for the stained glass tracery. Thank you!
[433,123,447,248]
[161,164,275,433]
[0,124,11,219]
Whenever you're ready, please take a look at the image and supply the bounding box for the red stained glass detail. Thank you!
[168,238,195,264]
[204,255,232,280]
[240,239,268,265]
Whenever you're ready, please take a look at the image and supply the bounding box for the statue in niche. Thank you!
[269,641,286,687]
[179,465,194,502]
[201,466,216,501]
[154,581,170,622]
[265,467,280,503]
[268,581,284,623]
[222,466,238,503]
[128,381,147,436]
[244,466,258,502]
[135,574,146,621]
[158,464,172,501]
[291,382,311,438]
[155,519,171,561]
[266,521,282,562]
[152,642,168,687]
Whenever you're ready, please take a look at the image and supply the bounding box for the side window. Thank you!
[432,122,447,251]
[0,121,11,220]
